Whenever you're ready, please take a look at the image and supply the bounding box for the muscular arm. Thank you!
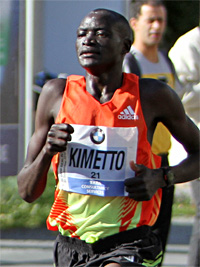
[154,82,199,183]
[125,78,200,201]
[17,78,73,203]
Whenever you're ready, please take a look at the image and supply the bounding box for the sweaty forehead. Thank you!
[78,12,114,30]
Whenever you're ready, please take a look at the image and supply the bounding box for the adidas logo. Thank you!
[118,105,139,120]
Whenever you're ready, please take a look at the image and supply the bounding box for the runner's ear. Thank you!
[122,38,132,55]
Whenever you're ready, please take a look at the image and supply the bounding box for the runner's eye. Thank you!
[77,30,86,37]
[96,30,109,37]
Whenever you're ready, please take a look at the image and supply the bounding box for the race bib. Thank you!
[58,125,138,197]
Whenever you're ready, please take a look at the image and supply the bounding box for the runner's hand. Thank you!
[125,161,161,201]
[45,123,74,156]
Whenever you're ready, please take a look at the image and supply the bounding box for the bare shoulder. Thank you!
[41,78,67,98]
[139,78,180,113]
[138,77,186,138]
[37,78,67,121]
[139,78,175,99]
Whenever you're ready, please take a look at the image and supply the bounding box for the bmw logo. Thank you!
[90,127,105,145]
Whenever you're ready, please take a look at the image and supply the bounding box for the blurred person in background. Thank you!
[169,26,200,267]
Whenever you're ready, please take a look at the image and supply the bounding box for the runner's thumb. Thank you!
[129,160,143,174]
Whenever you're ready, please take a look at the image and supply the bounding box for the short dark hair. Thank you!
[91,9,133,45]
[129,0,165,19]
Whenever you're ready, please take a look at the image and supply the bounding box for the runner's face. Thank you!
[134,4,166,46]
[76,12,124,73]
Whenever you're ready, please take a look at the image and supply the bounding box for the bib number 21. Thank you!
[91,172,100,179]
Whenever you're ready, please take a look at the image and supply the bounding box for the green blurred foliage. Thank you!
[172,191,196,217]
[0,172,55,229]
